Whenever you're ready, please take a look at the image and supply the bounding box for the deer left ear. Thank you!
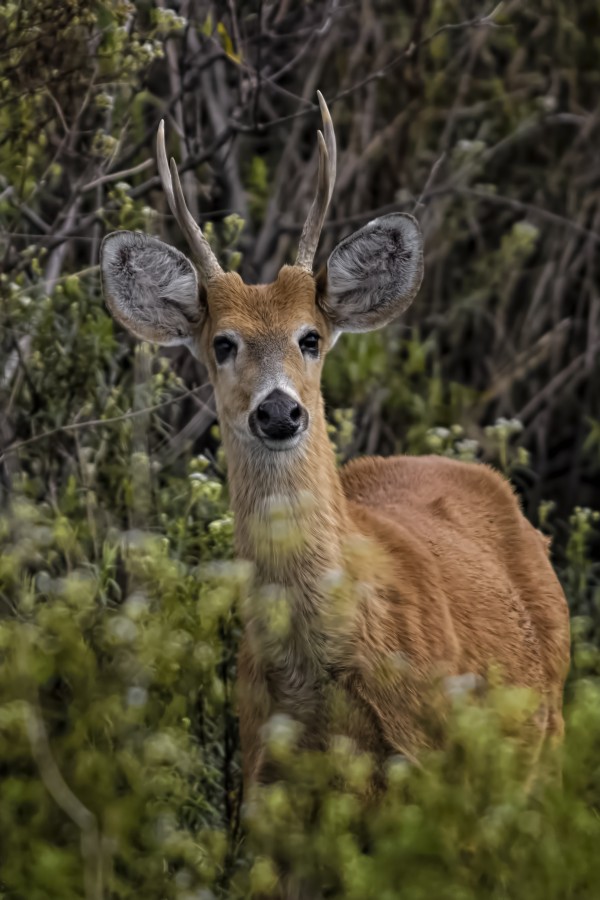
[100,230,203,347]
[320,213,423,332]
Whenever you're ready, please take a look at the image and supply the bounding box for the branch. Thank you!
[239,1,509,133]
[25,701,105,900]
[449,186,600,244]
[128,125,235,201]
[279,186,600,246]
[0,382,213,464]
[413,152,447,213]
[81,158,154,193]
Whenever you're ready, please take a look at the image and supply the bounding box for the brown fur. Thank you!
[236,448,570,788]
[192,271,570,791]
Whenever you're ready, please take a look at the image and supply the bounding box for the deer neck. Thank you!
[223,398,385,702]
[223,398,350,594]
[223,400,362,688]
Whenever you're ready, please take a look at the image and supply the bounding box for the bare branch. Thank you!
[81,159,154,193]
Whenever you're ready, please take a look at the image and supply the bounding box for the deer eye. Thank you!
[299,331,320,357]
[213,335,237,365]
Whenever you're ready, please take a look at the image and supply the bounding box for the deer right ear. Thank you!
[100,231,204,346]
[320,213,423,333]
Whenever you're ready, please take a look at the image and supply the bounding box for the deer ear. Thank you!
[100,231,203,346]
[320,213,423,332]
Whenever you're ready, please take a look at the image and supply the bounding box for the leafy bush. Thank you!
[1,461,599,899]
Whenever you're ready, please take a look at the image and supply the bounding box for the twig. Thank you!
[280,186,600,245]
[451,186,600,243]
[44,200,82,295]
[519,354,587,425]
[25,701,105,900]
[330,5,506,107]
[233,2,509,134]
[45,87,70,136]
[0,180,51,233]
[81,159,154,193]
[0,382,212,464]
[128,125,235,201]
[413,152,447,214]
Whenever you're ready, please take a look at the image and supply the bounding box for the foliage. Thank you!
[244,679,600,900]
[0,468,240,899]
[0,477,599,898]
[1,0,600,898]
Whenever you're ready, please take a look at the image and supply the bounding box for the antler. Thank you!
[156,120,224,281]
[295,91,338,273]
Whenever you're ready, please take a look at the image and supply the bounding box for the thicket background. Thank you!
[1,1,600,898]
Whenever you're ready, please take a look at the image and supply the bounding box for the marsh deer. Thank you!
[101,93,570,791]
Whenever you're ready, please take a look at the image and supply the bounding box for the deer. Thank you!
[100,93,570,800]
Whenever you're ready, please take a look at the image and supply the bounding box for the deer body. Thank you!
[100,94,570,798]
[234,415,570,787]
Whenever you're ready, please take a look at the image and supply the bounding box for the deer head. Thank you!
[100,94,423,460]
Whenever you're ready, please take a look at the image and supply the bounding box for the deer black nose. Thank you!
[249,389,308,442]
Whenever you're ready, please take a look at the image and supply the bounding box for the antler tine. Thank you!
[156,120,176,213]
[156,120,223,281]
[295,91,338,273]
[317,90,337,206]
